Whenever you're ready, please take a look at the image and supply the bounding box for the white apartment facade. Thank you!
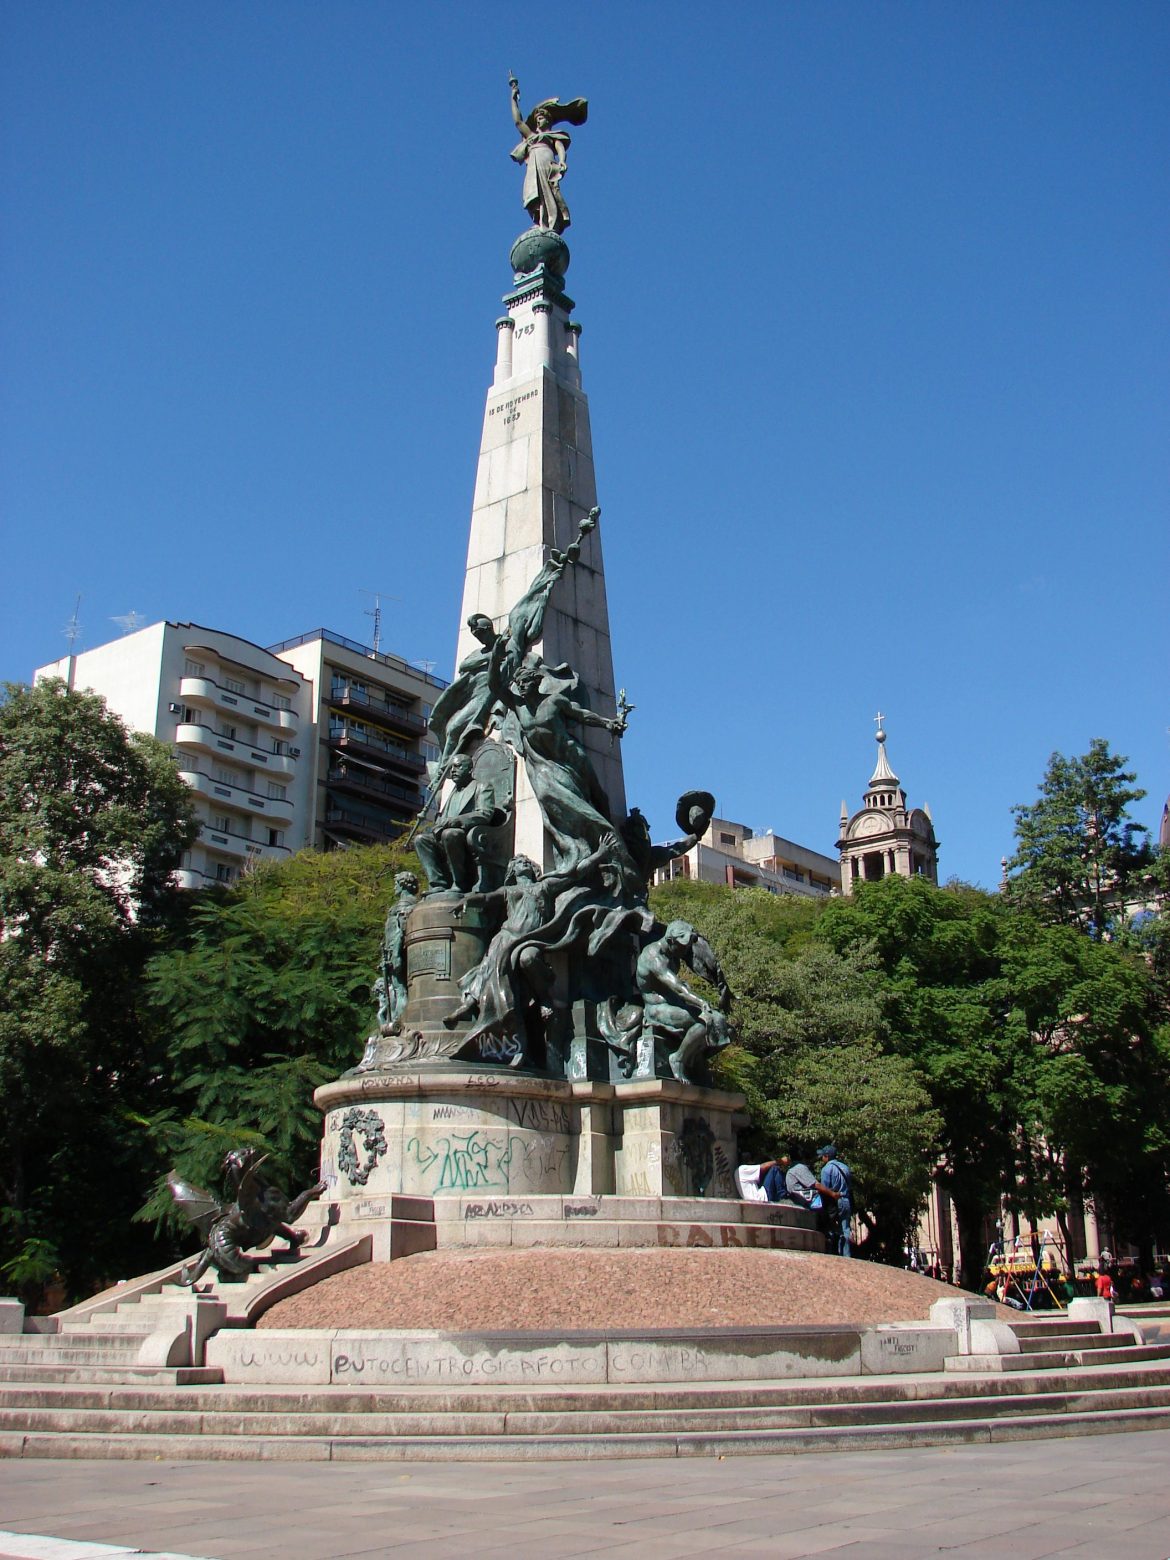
[37,623,311,889]
[35,621,445,888]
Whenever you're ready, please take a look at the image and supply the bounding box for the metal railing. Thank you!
[267,628,448,690]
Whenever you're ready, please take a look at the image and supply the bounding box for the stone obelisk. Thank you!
[451,89,625,869]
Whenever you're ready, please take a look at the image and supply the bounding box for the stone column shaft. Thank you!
[455,269,625,869]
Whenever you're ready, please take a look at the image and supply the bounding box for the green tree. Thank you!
[817,876,1018,1287]
[140,843,414,1222]
[1006,739,1151,935]
[999,914,1170,1269]
[0,679,197,1300]
[649,881,940,1261]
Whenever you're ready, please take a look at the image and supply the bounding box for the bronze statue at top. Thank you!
[509,74,588,234]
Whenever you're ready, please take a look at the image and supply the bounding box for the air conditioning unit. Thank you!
[168,702,182,715]
[288,746,301,758]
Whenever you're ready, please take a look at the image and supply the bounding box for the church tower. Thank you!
[837,716,939,894]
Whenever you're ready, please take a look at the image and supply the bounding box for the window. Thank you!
[182,707,197,724]
[719,832,736,846]
[212,813,232,832]
[272,693,291,711]
[272,739,287,756]
[268,828,284,848]
[214,864,234,883]
[266,781,287,800]
[183,659,204,677]
[422,740,440,764]
[214,765,238,786]
[220,724,237,741]
[225,676,246,695]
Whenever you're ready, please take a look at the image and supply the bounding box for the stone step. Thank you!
[6,1403,1170,1460]
[947,1343,1170,1372]
[5,1355,1170,1416]
[1010,1320,1102,1340]
[0,1339,150,1364]
[432,1218,821,1252]
[61,1316,185,1334]
[0,1365,222,1386]
[1017,1331,1119,1352]
[5,1380,1170,1441]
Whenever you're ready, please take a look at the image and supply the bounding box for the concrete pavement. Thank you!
[0,1429,1167,1559]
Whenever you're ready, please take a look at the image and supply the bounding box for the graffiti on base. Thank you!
[516,1134,569,1184]
[508,1097,571,1134]
[406,1132,515,1192]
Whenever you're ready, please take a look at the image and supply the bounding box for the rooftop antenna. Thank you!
[359,588,401,657]
[112,610,146,635]
[62,594,82,690]
[412,658,437,677]
[63,594,82,651]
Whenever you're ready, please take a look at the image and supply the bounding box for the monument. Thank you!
[313,82,821,1254]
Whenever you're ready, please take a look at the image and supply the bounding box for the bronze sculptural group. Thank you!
[369,504,734,1086]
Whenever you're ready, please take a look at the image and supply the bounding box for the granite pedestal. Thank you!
[314,1067,823,1257]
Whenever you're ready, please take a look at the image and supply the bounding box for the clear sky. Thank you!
[3,1,1167,887]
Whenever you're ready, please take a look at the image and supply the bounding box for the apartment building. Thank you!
[35,621,445,886]
[654,816,839,900]
[268,629,444,849]
[37,623,311,889]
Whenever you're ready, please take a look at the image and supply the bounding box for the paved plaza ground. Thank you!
[0,1430,1167,1560]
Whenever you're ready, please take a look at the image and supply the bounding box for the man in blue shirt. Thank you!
[817,1145,854,1258]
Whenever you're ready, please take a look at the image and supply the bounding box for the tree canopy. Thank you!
[139,842,414,1225]
[650,879,942,1263]
[1006,738,1152,935]
[0,679,197,1299]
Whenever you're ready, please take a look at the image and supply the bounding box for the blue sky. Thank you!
[3,1,1167,886]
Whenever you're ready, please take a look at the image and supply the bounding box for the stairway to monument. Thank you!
[0,1228,371,1388]
[0,1315,1167,1459]
[942,1314,1170,1374]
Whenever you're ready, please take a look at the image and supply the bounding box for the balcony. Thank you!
[326,720,426,774]
[198,823,290,863]
[322,805,406,845]
[178,677,298,733]
[177,766,296,826]
[174,723,297,777]
[328,680,426,737]
[327,763,419,813]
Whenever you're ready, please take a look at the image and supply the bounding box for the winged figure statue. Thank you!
[167,1147,327,1285]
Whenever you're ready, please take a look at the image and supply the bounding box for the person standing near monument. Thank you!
[817,1145,855,1258]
